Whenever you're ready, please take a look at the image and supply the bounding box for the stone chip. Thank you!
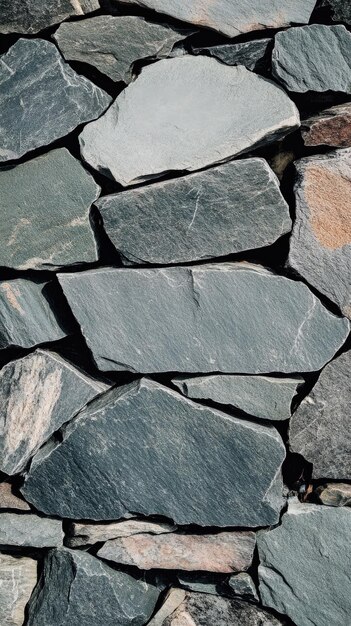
[0,483,30,511]
[193,38,272,73]
[301,103,351,148]
[316,483,351,507]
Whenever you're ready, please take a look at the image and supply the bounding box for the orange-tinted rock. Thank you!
[0,483,30,511]
[302,103,351,148]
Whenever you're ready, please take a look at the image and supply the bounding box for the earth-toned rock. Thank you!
[193,38,272,73]
[67,519,176,547]
[22,378,286,526]
[316,483,351,507]
[79,56,299,186]
[301,103,351,148]
[321,0,351,24]
[0,483,30,511]
[228,573,259,602]
[0,553,37,626]
[0,0,99,34]
[0,513,62,547]
[0,38,111,162]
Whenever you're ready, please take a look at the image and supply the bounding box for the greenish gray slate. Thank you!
[0,513,62,547]
[193,38,272,73]
[228,573,259,602]
[0,0,99,34]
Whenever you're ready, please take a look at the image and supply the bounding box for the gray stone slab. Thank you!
[228,573,259,602]
[79,56,299,186]
[22,378,286,526]
[177,574,222,596]
[0,0,99,34]
[258,499,351,626]
[316,483,351,507]
[301,103,351,148]
[177,571,258,601]
[272,25,351,93]
[0,513,62,547]
[0,38,111,162]
[0,483,30,511]
[0,553,37,626]
[96,158,291,265]
[58,263,349,374]
[67,519,176,547]
[193,38,272,72]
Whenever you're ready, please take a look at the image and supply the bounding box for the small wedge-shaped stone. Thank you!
[98,531,255,572]
[0,0,99,34]
[54,16,194,83]
[0,349,108,475]
[79,56,299,186]
[193,39,272,72]
[0,513,62,547]
[289,149,351,318]
[272,25,351,94]
[289,350,351,478]
[26,548,160,626]
[301,103,351,148]
[58,264,349,374]
[316,483,351,507]
[119,0,315,38]
[258,499,351,626]
[0,483,30,511]
[173,374,303,420]
[228,573,259,602]
[96,158,291,265]
[67,519,176,547]
[22,379,285,526]
[0,39,111,162]
[0,553,37,626]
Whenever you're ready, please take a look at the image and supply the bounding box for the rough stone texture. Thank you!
[0,553,37,626]
[98,531,255,572]
[301,103,351,148]
[148,588,186,626]
[316,483,351,507]
[79,56,299,186]
[0,0,99,34]
[96,158,291,265]
[0,349,108,475]
[289,350,351,479]
[26,548,160,626]
[288,149,351,318]
[22,378,286,526]
[272,25,351,94]
[119,0,315,38]
[322,0,351,25]
[0,279,67,351]
[0,513,63,547]
[0,483,30,511]
[67,519,176,547]
[258,499,351,626]
[228,573,259,602]
[0,39,111,162]
[54,16,194,83]
[177,574,222,596]
[58,264,349,374]
[193,38,272,73]
[0,149,100,270]
[173,374,303,420]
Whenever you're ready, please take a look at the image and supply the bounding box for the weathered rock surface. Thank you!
[0,483,30,511]
[0,553,37,626]
[289,350,351,478]
[316,483,351,507]
[301,103,351,148]
[148,588,186,626]
[272,25,351,94]
[258,499,351,626]
[322,0,351,25]
[26,548,160,626]
[67,519,176,547]
[0,513,62,547]
[0,0,99,34]
[288,149,351,318]
[177,574,222,596]
[98,531,255,572]
[22,378,286,526]
[119,0,316,38]
[96,158,291,265]
[0,39,111,162]
[0,279,67,351]
[0,349,108,475]
[228,573,259,602]
[193,38,272,72]
[79,56,299,186]
[58,264,349,374]
[173,374,303,420]
[54,15,194,83]
[177,571,258,601]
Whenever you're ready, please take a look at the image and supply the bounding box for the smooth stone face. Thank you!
[26,548,160,626]
[0,513,62,547]
[67,519,176,547]
[289,350,351,478]
[79,56,299,186]
[0,0,99,34]
[96,158,291,265]
[228,573,259,602]
[0,39,111,162]
[0,483,30,511]
[193,38,272,72]
[272,25,351,94]
[258,499,351,626]
[22,378,286,526]
[0,553,37,626]
[58,264,349,374]
[54,15,194,83]
[316,483,351,507]
[0,349,108,475]
[173,374,303,420]
[98,531,255,572]
[301,103,351,148]
[288,149,351,318]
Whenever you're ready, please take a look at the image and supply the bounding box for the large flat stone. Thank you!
[258,499,351,626]
[0,349,108,475]
[289,350,351,479]
[22,378,286,526]
[96,158,291,265]
[0,553,37,626]
[0,483,30,511]
[193,38,272,73]
[301,103,351,148]
[67,519,176,547]
[0,513,62,547]
[0,0,99,34]
[79,56,299,186]
[288,149,351,318]
[0,39,111,162]
[58,264,349,374]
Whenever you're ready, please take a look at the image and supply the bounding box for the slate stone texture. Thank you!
[0,0,99,34]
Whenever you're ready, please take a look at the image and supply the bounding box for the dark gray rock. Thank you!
[22,378,286,526]
[272,25,351,93]
[58,264,349,374]
[288,149,351,318]
[0,513,62,547]
[0,349,108,475]
[177,574,222,596]
[193,38,272,73]
[0,553,37,626]
[96,158,291,265]
[0,0,99,34]
[316,483,351,507]
[26,548,160,626]
[0,39,111,162]
[79,56,299,186]
[289,350,351,479]
[173,374,303,420]
[322,0,351,25]
[258,499,351,626]
[228,573,259,602]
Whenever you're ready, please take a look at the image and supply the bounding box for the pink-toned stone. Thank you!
[302,103,351,148]
[67,518,176,547]
[0,482,30,511]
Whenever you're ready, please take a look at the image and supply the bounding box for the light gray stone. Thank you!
[0,483,30,511]
[0,553,37,626]
[0,513,62,547]
[228,573,259,602]
[67,519,176,547]
[316,483,351,507]
[79,56,299,186]
[0,0,99,34]
[193,38,272,72]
